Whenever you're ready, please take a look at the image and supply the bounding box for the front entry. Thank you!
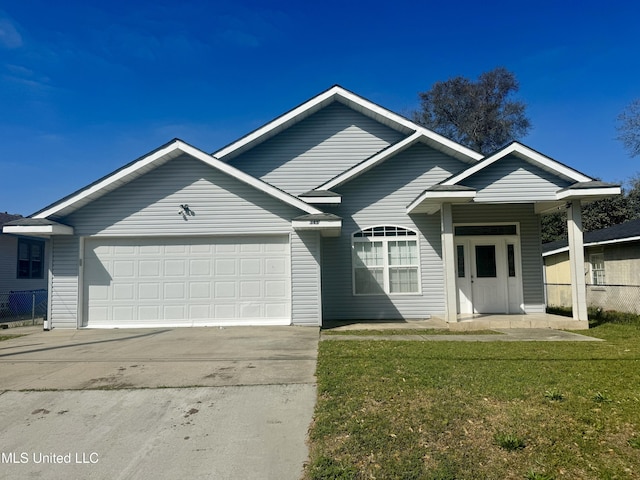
[454,226,523,314]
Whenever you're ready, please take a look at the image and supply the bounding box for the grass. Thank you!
[305,319,640,479]
[0,334,25,341]
[322,329,502,336]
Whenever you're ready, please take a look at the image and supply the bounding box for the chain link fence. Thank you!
[0,289,47,324]
[545,283,640,314]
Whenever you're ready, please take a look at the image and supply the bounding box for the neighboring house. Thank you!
[0,212,48,318]
[543,219,640,313]
[3,86,620,329]
[0,212,48,293]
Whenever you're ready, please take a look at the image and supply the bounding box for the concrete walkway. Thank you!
[321,328,602,342]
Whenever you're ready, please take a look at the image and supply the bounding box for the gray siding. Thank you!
[50,155,328,327]
[0,236,48,293]
[453,204,544,309]
[322,143,468,320]
[50,235,79,328]
[291,231,322,326]
[64,155,299,236]
[460,154,571,202]
[229,102,405,196]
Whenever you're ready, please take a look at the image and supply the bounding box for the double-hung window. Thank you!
[590,253,605,285]
[17,238,44,279]
[352,226,420,295]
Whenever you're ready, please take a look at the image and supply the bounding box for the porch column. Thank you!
[441,203,457,323]
[567,200,588,321]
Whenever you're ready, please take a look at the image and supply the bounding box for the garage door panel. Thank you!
[215,259,236,275]
[139,283,160,300]
[84,236,290,327]
[139,305,159,320]
[190,259,210,275]
[140,260,161,276]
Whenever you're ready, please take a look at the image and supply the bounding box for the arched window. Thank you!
[352,226,420,295]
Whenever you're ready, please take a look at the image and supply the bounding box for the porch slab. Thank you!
[450,313,589,331]
[323,314,588,332]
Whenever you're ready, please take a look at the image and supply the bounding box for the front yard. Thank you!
[305,322,640,480]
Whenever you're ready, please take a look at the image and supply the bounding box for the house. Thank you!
[2,86,620,329]
[0,212,48,319]
[0,212,48,293]
[543,218,640,313]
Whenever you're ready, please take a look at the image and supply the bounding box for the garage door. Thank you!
[83,236,291,327]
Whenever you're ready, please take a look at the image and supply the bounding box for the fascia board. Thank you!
[214,86,482,163]
[2,224,74,235]
[298,196,342,204]
[34,141,183,219]
[335,89,482,161]
[556,186,622,200]
[320,132,423,191]
[406,190,476,214]
[35,140,321,219]
[213,88,339,159]
[291,220,342,229]
[443,143,593,186]
[176,142,322,215]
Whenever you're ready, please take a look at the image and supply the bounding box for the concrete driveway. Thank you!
[0,326,319,479]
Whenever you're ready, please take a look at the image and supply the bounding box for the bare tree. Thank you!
[413,67,532,155]
[617,99,640,157]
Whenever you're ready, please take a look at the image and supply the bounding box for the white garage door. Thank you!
[83,236,291,327]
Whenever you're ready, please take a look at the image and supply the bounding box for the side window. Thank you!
[17,238,44,279]
[352,226,420,295]
[589,253,605,285]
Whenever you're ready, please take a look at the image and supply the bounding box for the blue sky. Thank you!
[1,0,638,216]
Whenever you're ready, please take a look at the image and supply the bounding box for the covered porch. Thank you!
[406,143,621,326]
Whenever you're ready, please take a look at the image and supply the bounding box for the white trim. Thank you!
[443,142,593,186]
[3,224,74,235]
[406,190,476,214]
[298,196,342,204]
[555,186,621,200]
[83,319,292,328]
[292,219,341,237]
[34,140,321,219]
[214,86,483,163]
[453,222,520,235]
[589,252,605,285]
[453,226,523,315]
[351,225,422,296]
[319,132,424,190]
[47,240,53,329]
[77,236,85,328]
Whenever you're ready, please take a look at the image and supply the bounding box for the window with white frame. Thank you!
[352,226,420,295]
[590,253,605,285]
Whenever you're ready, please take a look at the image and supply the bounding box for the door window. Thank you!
[475,245,497,278]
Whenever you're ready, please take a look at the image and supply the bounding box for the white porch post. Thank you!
[441,203,457,323]
[567,200,588,321]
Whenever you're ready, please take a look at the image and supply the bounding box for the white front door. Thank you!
[455,236,523,314]
[471,242,506,313]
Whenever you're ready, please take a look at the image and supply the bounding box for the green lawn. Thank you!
[305,322,640,480]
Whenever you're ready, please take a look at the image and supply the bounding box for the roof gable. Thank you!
[442,142,593,186]
[214,85,483,164]
[33,139,322,219]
